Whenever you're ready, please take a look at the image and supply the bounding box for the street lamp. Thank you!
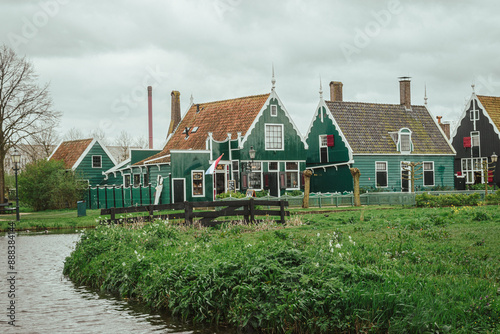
[482,152,497,196]
[11,148,21,221]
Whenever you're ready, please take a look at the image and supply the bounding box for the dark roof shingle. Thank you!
[325,101,454,154]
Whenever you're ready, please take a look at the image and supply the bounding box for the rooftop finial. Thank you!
[471,83,476,94]
[190,94,194,105]
[271,63,276,91]
[319,76,323,99]
[424,84,428,106]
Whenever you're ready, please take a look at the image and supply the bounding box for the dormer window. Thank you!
[397,128,413,154]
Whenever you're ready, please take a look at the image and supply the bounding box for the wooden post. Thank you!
[113,186,116,208]
[302,169,313,208]
[96,187,100,209]
[149,183,152,205]
[104,186,108,209]
[149,204,154,221]
[110,207,116,222]
[88,187,92,209]
[350,168,361,207]
[249,198,255,223]
[280,200,285,224]
[121,186,125,208]
[139,184,143,206]
[184,201,192,224]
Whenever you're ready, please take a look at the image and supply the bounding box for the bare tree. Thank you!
[0,44,61,202]
[89,127,108,145]
[20,125,59,163]
[133,136,148,149]
[115,130,134,161]
[63,127,85,141]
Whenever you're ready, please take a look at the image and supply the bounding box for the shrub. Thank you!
[285,190,303,196]
[485,190,500,205]
[216,191,246,199]
[18,159,86,211]
[416,193,481,208]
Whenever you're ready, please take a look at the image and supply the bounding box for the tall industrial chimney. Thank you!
[168,91,181,137]
[148,86,153,149]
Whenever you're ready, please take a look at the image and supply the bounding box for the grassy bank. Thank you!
[63,205,500,333]
[0,208,101,232]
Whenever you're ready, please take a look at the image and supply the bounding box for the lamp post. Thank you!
[482,152,498,197]
[11,148,21,222]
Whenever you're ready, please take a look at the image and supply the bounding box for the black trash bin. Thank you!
[77,201,86,217]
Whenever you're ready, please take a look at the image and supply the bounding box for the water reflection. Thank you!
[0,232,235,334]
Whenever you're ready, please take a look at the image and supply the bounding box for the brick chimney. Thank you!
[436,116,451,140]
[399,77,411,109]
[168,91,181,137]
[329,81,343,102]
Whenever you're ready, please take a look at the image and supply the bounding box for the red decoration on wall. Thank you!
[327,135,335,147]
[488,170,493,183]
[463,137,471,148]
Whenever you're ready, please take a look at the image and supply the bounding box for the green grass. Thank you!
[0,208,102,232]
[63,204,500,333]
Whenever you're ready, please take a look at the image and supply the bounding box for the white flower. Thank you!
[317,233,320,237]
[335,243,342,249]
[339,253,343,257]
[122,262,126,266]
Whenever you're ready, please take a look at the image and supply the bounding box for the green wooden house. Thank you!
[49,138,117,186]
[305,79,456,192]
[118,79,308,204]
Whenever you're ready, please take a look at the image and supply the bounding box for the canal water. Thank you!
[0,231,235,333]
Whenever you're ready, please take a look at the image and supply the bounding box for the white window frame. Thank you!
[319,135,328,163]
[268,161,279,171]
[270,105,278,117]
[133,174,141,187]
[461,157,487,184]
[398,130,412,154]
[423,161,435,187]
[123,174,131,188]
[191,170,205,197]
[265,123,284,151]
[231,160,240,190]
[285,161,299,189]
[471,131,480,147]
[248,161,263,190]
[375,161,388,188]
[470,105,479,121]
[92,155,102,168]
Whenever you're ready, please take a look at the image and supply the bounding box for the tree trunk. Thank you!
[302,169,313,208]
[0,153,5,203]
[350,168,361,207]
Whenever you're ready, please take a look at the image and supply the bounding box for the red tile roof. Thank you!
[138,93,270,165]
[49,139,93,169]
[477,95,500,130]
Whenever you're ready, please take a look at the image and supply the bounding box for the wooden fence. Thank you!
[100,199,289,226]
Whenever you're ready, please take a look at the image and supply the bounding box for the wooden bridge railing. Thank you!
[100,199,289,226]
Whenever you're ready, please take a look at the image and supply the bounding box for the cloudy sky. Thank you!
[1,0,499,148]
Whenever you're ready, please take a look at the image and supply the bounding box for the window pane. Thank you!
[400,134,411,151]
[424,162,433,170]
[192,172,203,195]
[424,171,434,186]
[376,171,387,187]
[286,162,298,170]
[320,135,328,147]
[286,171,298,188]
[376,162,386,171]
[268,162,278,171]
[265,125,283,149]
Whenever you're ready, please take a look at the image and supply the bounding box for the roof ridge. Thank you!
[194,93,270,106]
[477,94,500,99]
[326,100,426,108]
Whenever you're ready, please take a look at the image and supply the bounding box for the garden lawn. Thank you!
[0,208,101,232]
[64,205,500,333]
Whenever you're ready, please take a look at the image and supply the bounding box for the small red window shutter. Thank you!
[242,174,248,189]
[463,137,471,148]
[488,170,493,183]
[264,173,269,187]
[327,135,335,147]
